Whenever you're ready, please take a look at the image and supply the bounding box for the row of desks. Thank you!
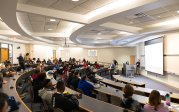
[113,75,145,87]
[94,85,179,112]
[96,67,145,87]
[95,74,179,103]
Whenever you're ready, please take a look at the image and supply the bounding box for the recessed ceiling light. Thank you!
[157,16,161,18]
[72,0,79,1]
[50,19,56,22]
[129,21,133,24]
[48,29,53,31]
[118,31,133,35]
[177,10,179,13]
[97,32,102,35]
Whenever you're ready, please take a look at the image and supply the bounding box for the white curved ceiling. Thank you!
[0,0,179,47]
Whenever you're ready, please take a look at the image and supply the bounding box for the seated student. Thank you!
[42,59,46,64]
[144,90,169,112]
[58,58,62,64]
[52,80,79,112]
[36,58,41,64]
[94,61,100,69]
[120,84,141,112]
[28,58,33,64]
[4,60,11,66]
[66,72,74,87]
[71,71,80,90]
[78,75,96,98]
[0,92,8,112]
[32,58,36,64]
[83,61,87,68]
[33,72,47,102]
[31,67,41,81]
[39,79,54,105]
[2,64,16,77]
[47,59,52,65]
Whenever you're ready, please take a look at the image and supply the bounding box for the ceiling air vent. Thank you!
[128,12,155,22]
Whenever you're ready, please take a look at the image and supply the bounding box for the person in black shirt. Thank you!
[2,64,16,77]
[136,59,140,76]
[113,59,118,66]
[52,80,79,112]
[120,84,141,112]
[17,54,25,70]
[71,71,80,90]
[36,58,41,64]
[42,59,46,64]
[33,72,46,102]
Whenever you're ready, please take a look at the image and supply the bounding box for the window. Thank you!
[88,50,97,57]
[1,44,8,48]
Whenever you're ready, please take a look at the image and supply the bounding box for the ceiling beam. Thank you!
[100,22,142,33]
[0,30,20,35]
[32,32,69,38]
[17,3,88,24]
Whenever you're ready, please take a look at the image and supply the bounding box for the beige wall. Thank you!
[11,44,136,67]
[136,33,179,89]
[164,33,179,75]
[56,47,136,68]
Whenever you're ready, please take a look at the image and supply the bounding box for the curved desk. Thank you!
[113,75,145,87]
[9,69,133,112]
[0,72,32,112]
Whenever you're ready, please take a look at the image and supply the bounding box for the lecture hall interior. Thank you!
[1,0,179,112]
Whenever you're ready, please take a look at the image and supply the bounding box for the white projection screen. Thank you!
[145,38,163,75]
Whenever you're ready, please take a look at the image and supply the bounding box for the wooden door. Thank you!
[53,50,56,59]
[130,55,135,65]
[1,48,8,63]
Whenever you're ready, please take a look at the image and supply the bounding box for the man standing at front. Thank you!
[136,59,140,76]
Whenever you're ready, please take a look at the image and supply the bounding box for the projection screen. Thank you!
[145,38,163,75]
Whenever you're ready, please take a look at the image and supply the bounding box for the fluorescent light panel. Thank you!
[86,0,136,19]
[50,19,56,22]
[48,29,54,30]
[72,0,79,1]
[118,31,133,35]
[151,18,179,27]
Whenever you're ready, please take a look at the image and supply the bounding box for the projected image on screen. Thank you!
[145,38,163,75]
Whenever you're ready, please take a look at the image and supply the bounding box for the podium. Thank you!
[123,64,135,77]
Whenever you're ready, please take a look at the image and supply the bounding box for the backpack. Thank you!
[7,96,19,111]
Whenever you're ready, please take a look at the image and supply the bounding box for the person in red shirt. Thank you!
[83,61,87,68]
[94,61,100,69]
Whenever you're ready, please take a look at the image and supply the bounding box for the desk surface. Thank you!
[0,74,31,112]
[94,85,179,112]
[66,87,133,112]
[113,75,145,87]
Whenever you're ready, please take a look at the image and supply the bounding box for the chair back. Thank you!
[77,88,84,94]
[53,108,64,112]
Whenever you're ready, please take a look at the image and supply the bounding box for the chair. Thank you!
[77,88,84,94]
[41,99,53,112]
[69,85,75,90]
[53,108,64,112]
[110,95,121,106]
[96,92,108,102]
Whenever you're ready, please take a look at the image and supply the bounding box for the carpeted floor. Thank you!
[103,74,179,93]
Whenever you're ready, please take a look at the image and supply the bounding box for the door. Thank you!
[53,50,56,59]
[1,48,8,63]
[130,55,135,65]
